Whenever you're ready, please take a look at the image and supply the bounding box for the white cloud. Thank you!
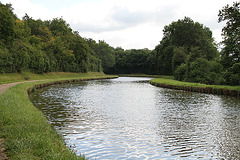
[2,0,56,20]
[1,0,236,49]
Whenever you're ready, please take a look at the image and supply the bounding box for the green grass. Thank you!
[151,77,240,93]
[0,72,117,159]
[0,71,112,84]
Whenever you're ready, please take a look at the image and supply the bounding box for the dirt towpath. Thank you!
[0,80,44,95]
[0,80,45,160]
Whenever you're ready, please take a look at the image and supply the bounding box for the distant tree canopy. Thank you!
[107,48,151,74]
[0,3,102,73]
[0,2,240,86]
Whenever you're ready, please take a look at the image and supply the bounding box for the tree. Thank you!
[162,17,217,59]
[153,17,218,75]
[147,50,158,74]
[188,58,211,84]
[86,39,115,72]
[218,2,240,68]
[186,58,223,85]
[172,47,187,74]
[45,18,72,37]
[23,15,53,43]
[0,3,16,44]
[223,63,240,85]
[174,63,187,81]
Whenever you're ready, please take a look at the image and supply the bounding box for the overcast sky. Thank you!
[1,0,236,49]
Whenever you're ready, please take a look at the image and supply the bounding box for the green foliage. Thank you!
[10,40,31,72]
[0,3,102,74]
[174,63,187,81]
[0,47,14,73]
[162,17,217,59]
[223,63,240,86]
[86,39,115,72]
[0,2,239,86]
[188,47,203,62]
[219,2,240,68]
[108,48,151,74]
[147,50,159,74]
[0,3,16,44]
[45,18,72,36]
[186,58,223,85]
[172,47,187,74]
[152,17,219,76]
[187,58,210,84]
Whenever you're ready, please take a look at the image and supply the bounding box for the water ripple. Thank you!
[30,77,240,159]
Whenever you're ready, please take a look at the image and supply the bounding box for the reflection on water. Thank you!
[30,77,240,159]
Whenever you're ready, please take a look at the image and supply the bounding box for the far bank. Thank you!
[150,77,240,97]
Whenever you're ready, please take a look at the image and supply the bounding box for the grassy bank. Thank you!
[0,72,111,84]
[0,72,117,159]
[151,77,240,97]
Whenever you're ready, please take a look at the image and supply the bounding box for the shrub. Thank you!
[223,63,240,86]
[187,58,210,84]
[186,58,223,84]
[174,63,187,81]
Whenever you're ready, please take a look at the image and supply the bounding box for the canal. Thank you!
[30,77,240,159]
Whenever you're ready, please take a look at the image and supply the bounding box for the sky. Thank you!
[1,0,237,50]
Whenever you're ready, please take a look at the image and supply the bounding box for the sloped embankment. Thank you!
[150,78,240,97]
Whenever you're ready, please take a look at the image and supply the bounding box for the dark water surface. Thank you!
[30,77,240,159]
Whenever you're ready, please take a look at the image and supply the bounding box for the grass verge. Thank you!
[0,72,111,84]
[150,77,240,97]
[0,72,117,159]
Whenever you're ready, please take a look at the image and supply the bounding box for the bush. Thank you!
[186,58,223,84]
[174,63,187,81]
[223,63,240,86]
[187,58,210,84]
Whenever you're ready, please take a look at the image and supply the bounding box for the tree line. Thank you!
[0,3,106,73]
[110,2,240,86]
[0,2,240,86]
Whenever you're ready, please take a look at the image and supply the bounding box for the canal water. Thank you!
[30,77,240,159]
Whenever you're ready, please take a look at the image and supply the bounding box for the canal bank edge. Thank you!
[150,78,240,97]
[27,76,118,94]
[0,75,117,160]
